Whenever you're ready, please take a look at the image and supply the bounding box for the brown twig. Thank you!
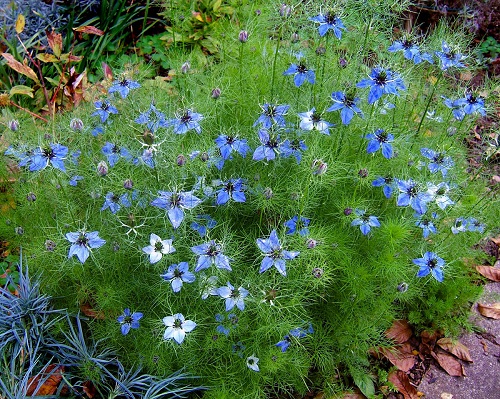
[9,101,49,123]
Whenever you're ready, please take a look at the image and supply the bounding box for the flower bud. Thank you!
[291,32,300,43]
[312,267,324,278]
[397,282,409,293]
[339,58,348,68]
[312,159,327,175]
[45,239,56,251]
[70,118,84,131]
[97,160,108,176]
[176,154,186,166]
[123,179,134,190]
[358,168,368,178]
[316,46,326,56]
[263,187,273,199]
[211,87,221,99]
[15,226,24,235]
[8,120,19,131]
[238,30,248,43]
[306,238,318,249]
[200,152,209,162]
[27,192,36,202]
[344,208,353,216]
[279,3,291,17]
[181,61,190,74]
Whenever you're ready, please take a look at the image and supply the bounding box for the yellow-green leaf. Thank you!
[73,25,104,36]
[9,85,34,98]
[15,14,25,34]
[47,30,63,58]
[37,53,59,63]
[212,0,222,12]
[59,54,83,63]
[1,53,40,84]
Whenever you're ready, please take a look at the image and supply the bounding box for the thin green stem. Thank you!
[414,73,443,139]
[270,27,283,99]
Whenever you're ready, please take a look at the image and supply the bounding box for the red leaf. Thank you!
[385,320,413,344]
[378,342,418,372]
[83,380,97,398]
[73,25,105,36]
[475,265,500,282]
[26,364,64,395]
[437,338,473,362]
[102,62,113,81]
[431,349,466,377]
[80,302,105,320]
[46,30,62,58]
[388,370,419,399]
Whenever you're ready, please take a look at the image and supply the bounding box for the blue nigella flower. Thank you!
[142,233,176,264]
[91,125,105,136]
[66,230,106,264]
[91,99,118,123]
[327,91,364,125]
[420,148,454,177]
[435,41,465,70]
[280,138,307,164]
[451,217,468,234]
[415,212,438,238]
[253,103,289,129]
[101,192,132,214]
[4,145,31,168]
[216,282,249,311]
[151,190,203,229]
[30,143,68,172]
[216,178,246,205]
[256,230,300,276]
[191,240,232,272]
[351,209,381,235]
[396,179,432,215]
[215,313,238,336]
[413,252,445,282]
[365,129,394,159]
[191,214,217,237]
[117,308,143,335]
[215,134,250,160]
[69,175,84,186]
[442,96,466,121]
[253,129,282,161]
[108,78,141,98]
[161,262,196,293]
[309,11,346,38]
[275,324,314,352]
[426,182,454,210]
[372,176,395,199]
[140,147,155,168]
[232,341,246,357]
[297,108,334,134]
[102,142,132,166]
[455,92,486,117]
[163,313,196,344]
[284,216,310,236]
[356,67,406,104]
[135,103,170,133]
[283,62,315,87]
[388,39,434,64]
[71,150,81,165]
[168,109,203,134]
[200,275,219,300]
[466,218,485,233]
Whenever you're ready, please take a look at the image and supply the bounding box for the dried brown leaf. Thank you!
[1,53,39,84]
[431,349,466,377]
[83,380,97,398]
[73,25,105,36]
[378,343,417,372]
[46,30,62,57]
[437,338,473,362]
[491,235,500,246]
[385,320,413,344]
[80,303,105,320]
[476,265,500,282]
[102,62,113,81]
[341,393,365,399]
[26,364,64,395]
[477,303,500,319]
[388,370,419,399]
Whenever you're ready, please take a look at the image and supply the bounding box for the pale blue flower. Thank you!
[108,78,141,98]
[351,209,381,235]
[283,63,315,87]
[168,109,203,134]
[117,308,143,335]
[253,104,289,129]
[151,190,202,229]
[256,230,299,276]
[66,230,106,264]
[216,282,249,311]
[357,67,406,104]
[253,129,281,161]
[191,240,231,272]
[30,143,68,172]
[161,262,196,293]
[91,100,118,122]
[327,91,363,125]
[426,182,454,210]
[298,108,334,134]
[142,233,175,264]
[163,313,196,344]
[216,178,246,205]
[396,179,432,214]
[413,252,445,282]
[310,12,345,38]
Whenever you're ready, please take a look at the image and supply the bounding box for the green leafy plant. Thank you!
[477,36,500,60]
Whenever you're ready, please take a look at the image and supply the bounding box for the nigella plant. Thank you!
[215,313,238,336]
[191,240,232,272]
[372,176,395,199]
[280,139,307,164]
[396,179,432,214]
[215,134,250,160]
[327,91,364,125]
[309,11,345,38]
[161,262,196,293]
[283,61,316,87]
[66,230,106,264]
[256,230,300,276]
[91,99,118,123]
[435,41,465,70]
[297,108,334,135]
[216,282,249,311]
[284,216,310,236]
[142,233,176,264]
[388,39,434,64]
[253,129,282,161]
[151,190,203,229]
[30,143,68,172]
[413,252,445,282]
[451,217,468,234]
[426,182,454,210]
[215,178,246,205]
[275,324,314,352]
[253,103,289,129]
[350,209,381,235]
[117,308,143,335]
[365,129,394,159]
[167,109,203,134]
[163,313,196,344]
[101,192,132,214]
[415,212,438,238]
[442,96,466,121]
[420,148,454,177]
[101,142,132,166]
[356,67,406,104]
[135,103,169,133]
[456,92,487,117]
[191,214,217,237]
[108,78,141,99]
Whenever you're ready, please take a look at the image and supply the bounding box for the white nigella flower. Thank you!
[297,108,334,135]
[246,355,260,372]
[427,182,454,210]
[142,233,175,264]
[163,313,196,344]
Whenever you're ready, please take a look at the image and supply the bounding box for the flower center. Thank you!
[325,12,336,25]
[375,71,387,86]
[402,39,413,49]
[77,234,89,246]
[265,105,277,117]
[155,241,164,251]
[43,148,55,159]
[297,63,308,73]
[101,102,109,111]
[428,259,437,269]
[120,79,129,87]
[174,319,182,328]
[180,112,192,124]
